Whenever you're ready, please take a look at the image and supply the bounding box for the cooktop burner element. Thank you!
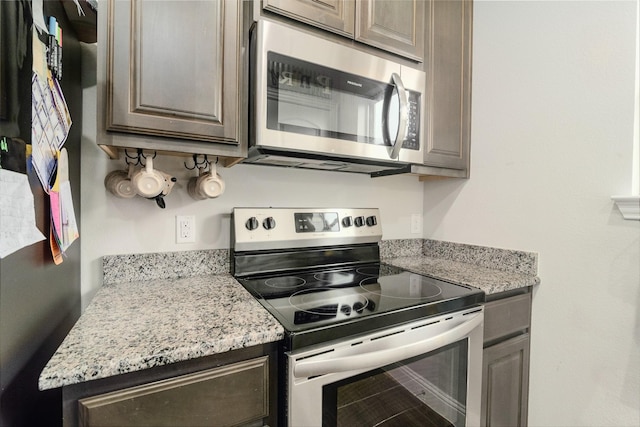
[313,271,357,285]
[362,274,443,299]
[356,266,381,276]
[289,288,371,325]
[264,276,306,289]
[231,208,484,350]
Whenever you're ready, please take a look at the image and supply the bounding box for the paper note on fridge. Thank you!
[30,72,72,192]
[0,169,46,258]
[50,148,78,253]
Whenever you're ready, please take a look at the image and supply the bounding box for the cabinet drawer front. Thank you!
[78,357,269,427]
[484,293,532,344]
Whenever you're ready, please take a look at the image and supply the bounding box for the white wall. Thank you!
[423,1,640,425]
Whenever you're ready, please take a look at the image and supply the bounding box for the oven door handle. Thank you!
[293,312,483,379]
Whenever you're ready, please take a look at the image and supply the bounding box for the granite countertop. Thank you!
[384,256,539,295]
[381,239,540,295]
[39,240,539,391]
[39,273,284,391]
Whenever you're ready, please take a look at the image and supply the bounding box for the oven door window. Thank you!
[322,340,468,427]
[266,52,398,147]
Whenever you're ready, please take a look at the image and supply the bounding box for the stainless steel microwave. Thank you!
[245,20,426,175]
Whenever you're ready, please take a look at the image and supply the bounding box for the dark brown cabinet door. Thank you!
[263,0,355,37]
[356,0,425,62]
[482,332,530,426]
[77,357,270,427]
[106,0,240,145]
[263,0,424,61]
[424,0,472,171]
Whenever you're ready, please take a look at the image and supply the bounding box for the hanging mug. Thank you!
[187,163,225,200]
[104,165,136,198]
[130,156,165,199]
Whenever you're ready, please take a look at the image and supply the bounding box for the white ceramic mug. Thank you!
[130,157,165,198]
[187,163,225,200]
[104,166,136,198]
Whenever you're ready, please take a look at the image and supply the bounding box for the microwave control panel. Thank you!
[402,91,421,151]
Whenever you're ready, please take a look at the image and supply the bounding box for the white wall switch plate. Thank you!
[176,215,196,243]
[410,213,423,235]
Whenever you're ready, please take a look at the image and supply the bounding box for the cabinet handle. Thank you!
[293,311,483,378]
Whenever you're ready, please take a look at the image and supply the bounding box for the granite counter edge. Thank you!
[38,274,284,391]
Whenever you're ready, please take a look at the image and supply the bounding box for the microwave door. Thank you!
[266,52,395,151]
[253,20,425,166]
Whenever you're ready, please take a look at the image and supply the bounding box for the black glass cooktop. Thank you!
[236,263,484,350]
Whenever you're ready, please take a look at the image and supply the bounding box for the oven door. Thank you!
[253,20,424,165]
[287,307,483,427]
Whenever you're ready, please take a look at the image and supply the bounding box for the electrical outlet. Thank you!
[410,214,423,235]
[176,215,196,243]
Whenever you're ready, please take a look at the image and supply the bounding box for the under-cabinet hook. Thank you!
[124,149,142,166]
[184,154,209,170]
[184,154,199,170]
[138,150,156,167]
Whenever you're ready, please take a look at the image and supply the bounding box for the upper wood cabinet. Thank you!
[423,0,472,172]
[355,0,425,62]
[98,0,246,161]
[262,0,355,38]
[263,0,425,62]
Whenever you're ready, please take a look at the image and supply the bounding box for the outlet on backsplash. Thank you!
[176,215,196,243]
[410,214,423,235]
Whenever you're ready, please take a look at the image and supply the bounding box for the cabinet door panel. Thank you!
[425,0,471,170]
[78,357,269,427]
[482,334,530,427]
[263,0,355,37]
[356,0,425,62]
[107,0,239,143]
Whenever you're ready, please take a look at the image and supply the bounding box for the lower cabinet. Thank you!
[62,344,278,427]
[482,291,532,427]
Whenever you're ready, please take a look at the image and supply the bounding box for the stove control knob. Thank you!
[342,216,353,227]
[366,216,377,227]
[353,301,365,314]
[245,217,259,231]
[263,216,276,230]
[340,304,352,316]
[354,216,365,227]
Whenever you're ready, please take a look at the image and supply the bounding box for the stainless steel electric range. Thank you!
[231,208,485,427]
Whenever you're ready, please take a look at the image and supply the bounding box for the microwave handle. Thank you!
[292,311,483,379]
[384,73,409,160]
